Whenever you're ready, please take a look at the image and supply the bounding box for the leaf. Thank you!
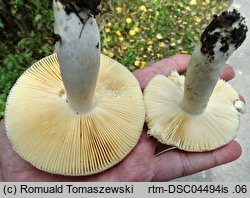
[0,19,4,29]
[35,14,42,22]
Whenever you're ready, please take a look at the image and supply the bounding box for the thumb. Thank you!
[133,54,190,89]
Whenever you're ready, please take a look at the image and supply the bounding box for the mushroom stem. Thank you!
[181,10,247,115]
[53,0,100,114]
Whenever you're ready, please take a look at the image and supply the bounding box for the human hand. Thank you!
[0,54,242,181]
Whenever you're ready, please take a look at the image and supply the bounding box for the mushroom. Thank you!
[144,9,248,152]
[5,0,145,175]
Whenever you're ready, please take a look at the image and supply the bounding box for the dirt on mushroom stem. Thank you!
[200,9,248,57]
[182,9,248,115]
[56,0,102,17]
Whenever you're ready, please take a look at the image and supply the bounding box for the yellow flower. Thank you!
[126,18,132,24]
[156,33,163,40]
[181,50,189,54]
[129,29,136,36]
[116,31,122,36]
[139,5,147,12]
[147,40,154,45]
[116,7,122,13]
[195,17,201,23]
[170,42,176,47]
[103,49,114,58]
[156,53,163,58]
[104,37,111,43]
[118,36,124,42]
[147,46,152,52]
[134,60,140,67]
[105,28,111,33]
[107,22,112,27]
[159,42,165,48]
[108,52,115,58]
[140,61,147,68]
[134,27,139,33]
[190,0,197,5]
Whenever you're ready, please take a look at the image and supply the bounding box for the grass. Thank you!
[100,0,229,70]
[0,0,229,118]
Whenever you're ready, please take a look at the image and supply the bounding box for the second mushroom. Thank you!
[144,9,248,152]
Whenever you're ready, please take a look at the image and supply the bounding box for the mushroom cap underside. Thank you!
[5,54,145,176]
[144,71,240,152]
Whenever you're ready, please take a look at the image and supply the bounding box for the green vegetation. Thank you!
[0,0,229,118]
[0,0,54,118]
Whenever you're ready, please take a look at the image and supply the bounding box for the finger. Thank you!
[0,119,5,133]
[219,65,246,111]
[133,54,235,89]
[220,64,235,81]
[133,54,190,89]
[0,120,6,156]
[0,120,17,167]
[149,54,190,75]
[152,140,242,181]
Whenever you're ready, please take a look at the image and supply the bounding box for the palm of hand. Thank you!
[0,55,242,181]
